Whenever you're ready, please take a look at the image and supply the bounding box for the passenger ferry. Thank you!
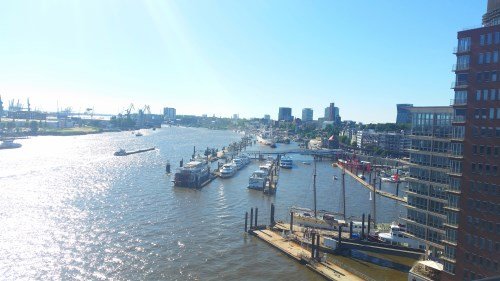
[219,163,237,178]
[174,160,211,188]
[279,157,293,169]
[248,170,268,190]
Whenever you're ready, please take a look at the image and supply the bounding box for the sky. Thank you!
[0,0,485,123]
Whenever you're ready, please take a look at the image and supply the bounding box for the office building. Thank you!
[302,108,313,122]
[443,1,500,279]
[163,107,176,120]
[404,106,453,260]
[396,104,413,124]
[278,107,292,122]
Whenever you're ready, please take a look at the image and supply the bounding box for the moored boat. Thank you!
[219,163,237,178]
[279,156,293,169]
[378,222,426,250]
[248,170,268,190]
[174,160,211,188]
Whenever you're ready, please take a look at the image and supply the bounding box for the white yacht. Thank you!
[232,158,245,170]
[219,163,237,178]
[378,222,426,250]
[279,157,293,169]
[248,170,268,190]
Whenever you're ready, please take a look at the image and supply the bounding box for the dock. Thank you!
[250,228,364,281]
[337,164,407,203]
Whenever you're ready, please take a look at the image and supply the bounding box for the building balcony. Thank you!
[400,216,446,234]
[450,98,467,106]
[451,81,468,89]
[442,222,459,229]
[406,176,449,189]
[452,115,466,123]
[448,170,462,177]
[406,190,448,204]
[452,63,470,72]
[453,46,471,54]
[441,255,456,264]
[449,153,464,159]
[444,205,460,212]
[442,239,458,247]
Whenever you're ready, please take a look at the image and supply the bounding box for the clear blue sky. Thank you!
[0,0,485,122]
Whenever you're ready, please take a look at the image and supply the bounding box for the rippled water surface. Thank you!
[0,127,406,280]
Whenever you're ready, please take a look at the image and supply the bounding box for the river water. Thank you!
[0,127,408,280]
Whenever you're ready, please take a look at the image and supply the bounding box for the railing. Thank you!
[451,81,468,89]
[452,63,470,71]
[452,115,466,123]
[450,98,467,106]
[453,46,471,54]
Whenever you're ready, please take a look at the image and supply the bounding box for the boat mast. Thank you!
[342,163,346,219]
[313,156,317,218]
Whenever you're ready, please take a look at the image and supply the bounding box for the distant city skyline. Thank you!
[0,1,485,122]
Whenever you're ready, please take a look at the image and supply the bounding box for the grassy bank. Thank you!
[37,126,103,136]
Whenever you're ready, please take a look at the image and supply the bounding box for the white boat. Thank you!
[248,170,268,190]
[232,158,245,170]
[219,163,237,178]
[135,132,143,137]
[291,207,346,231]
[239,154,251,165]
[378,222,426,250]
[256,131,274,146]
[279,157,293,169]
[0,139,22,149]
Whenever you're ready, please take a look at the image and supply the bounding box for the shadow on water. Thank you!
[336,248,412,272]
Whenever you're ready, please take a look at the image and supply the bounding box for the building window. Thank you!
[491,108,495,119]
[444,261,456,274]
[493,71,498,81]
[495,51,499,62]
[486,52,491,63]
[491,89,497,100]
[481,34,486,45]
[484,90,489,100]
[476,90,481,101]
[488,33,493,45]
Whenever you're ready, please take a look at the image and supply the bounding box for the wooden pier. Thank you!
[337,164,407,203]
[250,228,364,281]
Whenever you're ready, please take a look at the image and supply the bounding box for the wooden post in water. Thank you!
[245,212,248,232]
[315,233,320,259]
[372,184,377,228]
[270,203,275,226]
[166,161,171,173]
[255,207,258,227]
[379,178,382,190]
[290,212,294,232]
[311,232,316,258]
[361,213,365,239]
[367,214,371,236]
[313,158,317,218]
[180,158,183,167]
[349,221,353,239]
[250,208,254,230]
[338,226,342,248]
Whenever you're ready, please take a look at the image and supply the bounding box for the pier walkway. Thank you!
[337,164,407,203]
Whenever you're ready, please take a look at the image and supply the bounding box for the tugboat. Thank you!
[174,160,211,188]
[0,139,22,149]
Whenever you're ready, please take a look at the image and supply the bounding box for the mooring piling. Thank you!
[361,213,365,239]
[270,203,275,226]
[254,207,258,227]
[250,208,254,229]
[244,212,248,232]
[290,211,294,232]
[367,214,371,236]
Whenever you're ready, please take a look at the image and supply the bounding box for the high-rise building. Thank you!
[443,1,500,279]
[404,106,453,259]
[396,104,413,124]
[302,108,313,122]
[278,107,292,121]
[163,107,176,120]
